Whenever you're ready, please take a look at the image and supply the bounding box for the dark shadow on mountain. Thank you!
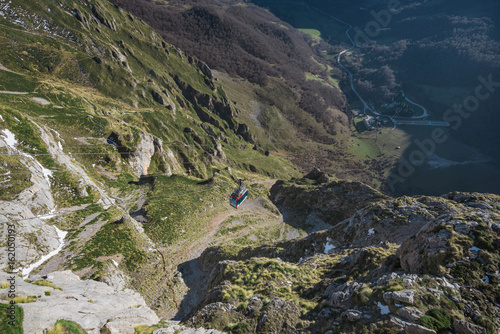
[130,208,148,223]
[173,257,210,321]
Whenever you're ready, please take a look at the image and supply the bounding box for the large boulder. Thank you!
[398,307,424,322]
[405,324,437,334]
[384,290,415,305]
[453,320,487,334]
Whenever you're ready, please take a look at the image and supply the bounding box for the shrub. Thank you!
[46,319,87,334]
[225,321,251,334]
[421,309,451,331]
[33,279,63,291]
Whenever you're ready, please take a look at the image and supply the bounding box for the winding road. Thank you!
[261,0,449,127]
[401,91,428,119]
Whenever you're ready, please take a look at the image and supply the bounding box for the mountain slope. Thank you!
[190,190,500,333]
[0,0,300,330]
[107,0,393,186]
[1,0,499,333]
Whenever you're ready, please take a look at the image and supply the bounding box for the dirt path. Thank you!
[0,63,21,75]
[184,198,273,262]
[0,90,28,94]
[172,193,295,320]
[250,179,277,188]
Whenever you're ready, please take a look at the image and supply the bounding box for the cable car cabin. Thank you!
[230,181,248,209]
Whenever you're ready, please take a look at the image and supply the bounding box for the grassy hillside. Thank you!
[0,0,301,320]
[104,0,403,189]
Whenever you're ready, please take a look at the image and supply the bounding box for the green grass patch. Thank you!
[144,173,233,245]
[46,319,87,334]
[0,70,37,92]
[0,303,24,334]
[0,155,32,201]
[298,28,321,38]
[11,296,37,303]
[221,258,320,314]
[349,136,381,160]
[73,217,146,272]
[254,2,348,45]
[421,308,452,331]
[134,321,171,334]
[32,279,63,291]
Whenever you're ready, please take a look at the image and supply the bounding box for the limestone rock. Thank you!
[384,290,414,305]
[391,290,415,305]
[34,122,114,208]
[98,261,130,291]
[196,60,213,80]
[342,309,362,321]
[256,297,301,334]
[269,174,388,233]
[405,324,437,334]
[390,315,414,329]
[398,307,425,322]
[129,132,182,177]
[325,282,364,309]
[397,221,450,275]
[0,126,62,271]
[0,270,159,334]
[453,320,487,334]
[383,291,394,304]
[153,320,225,333]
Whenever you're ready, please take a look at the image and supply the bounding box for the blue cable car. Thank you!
[230,179,248,209]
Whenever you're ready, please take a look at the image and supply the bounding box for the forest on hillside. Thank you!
[109,0,348,137]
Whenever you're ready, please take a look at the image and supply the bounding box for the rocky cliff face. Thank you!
[129,132,183,177]
[190,191,500,334]
[270,169,388,231]
[0,270,159,334]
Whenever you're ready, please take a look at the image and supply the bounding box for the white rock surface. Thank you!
[0,128,59,271]
[0,270,159,334]
[152,321,225,334]
[397,306,425,322]
[386,290,415,305]
[34,122,114,208]
[129,132,182,177]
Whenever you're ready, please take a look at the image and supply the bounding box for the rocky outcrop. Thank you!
[325,281,365,309]
[151,89,176,112]
[325,195,454,249]
[152,321,225,333]
[396,220,450,275]
[175,76,238,131]
[405,324,437,334]
[196,60,213,80]
[270,171,388,230]
[35,122,114,208]
[194,192,500,333]
[256,297,301,334]
[98,261,131,291]
[398,307,425,322]
[0,270,159,334]
[453,320,487,334]
[342,309,363,321]
[384,290,415,305]
[91,4,117,30]
[0,127,60,271]
[129,132,182,177]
